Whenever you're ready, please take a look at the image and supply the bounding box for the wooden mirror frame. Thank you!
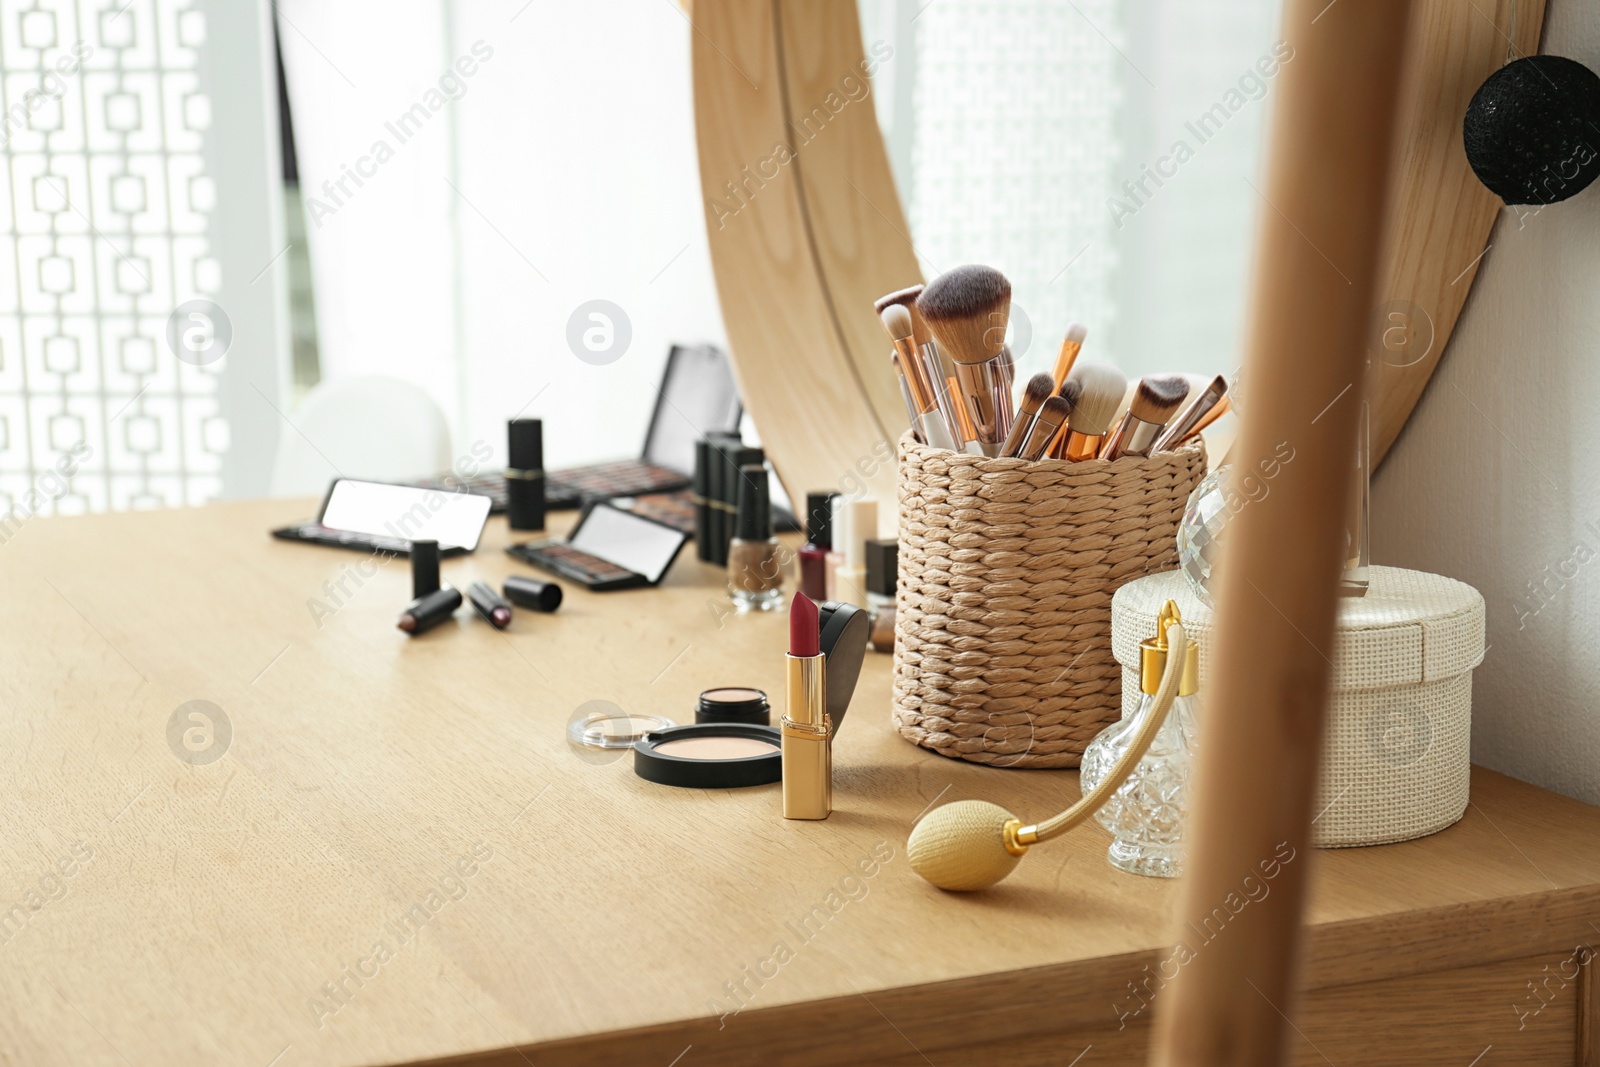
[691,0,1543,503]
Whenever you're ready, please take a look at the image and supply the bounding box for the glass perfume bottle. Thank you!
[1078,600,1200,878]
[1341,376,1372,597]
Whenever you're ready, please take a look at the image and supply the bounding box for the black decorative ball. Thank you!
[1463,55,1600,205]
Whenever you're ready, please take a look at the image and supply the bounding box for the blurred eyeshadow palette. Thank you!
[507,500,690,591]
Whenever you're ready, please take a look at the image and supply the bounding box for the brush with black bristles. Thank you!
[1099,374,1191,460]
[1019,395,1074,461]
[917,265,1014,456]
[998,373,1056,458]
[1054,361,1127,461]
[1042,378,1084,458]
[1153,374,1228,452]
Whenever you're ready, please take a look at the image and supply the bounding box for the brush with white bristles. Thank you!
[881,304,958,450]
[1100,375,1190,459]
[1055,361,1127,461]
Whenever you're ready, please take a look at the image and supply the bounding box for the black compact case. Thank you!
[507,499,690,591]
[632,601,871,788]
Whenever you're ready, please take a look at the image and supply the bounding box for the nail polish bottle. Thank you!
[799,491,837,602]
[831,499,876,609]
[727,463,783,612]
[864,538,897,653]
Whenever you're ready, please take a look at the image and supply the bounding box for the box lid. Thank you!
[1111,566,1485,692]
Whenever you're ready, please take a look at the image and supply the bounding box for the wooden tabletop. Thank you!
[0,499,1596,1067]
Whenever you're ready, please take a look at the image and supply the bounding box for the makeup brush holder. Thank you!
[893,433,1207,768]
[1110,567,1485,847]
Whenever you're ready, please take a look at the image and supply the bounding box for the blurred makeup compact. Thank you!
[632,602,871,789]
[695,687,771,725]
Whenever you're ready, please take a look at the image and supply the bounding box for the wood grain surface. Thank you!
[1371,0,1546,467]
[692,0,919,522]
[0,500,1595,1066]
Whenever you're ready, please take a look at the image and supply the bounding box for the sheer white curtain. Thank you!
[276,0,724,472]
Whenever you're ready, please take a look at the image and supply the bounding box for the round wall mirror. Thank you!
[691,0,1541,505]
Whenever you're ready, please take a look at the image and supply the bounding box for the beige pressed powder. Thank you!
[655,736,779,760]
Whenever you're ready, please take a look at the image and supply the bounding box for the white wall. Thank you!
[1373,0,1600,804]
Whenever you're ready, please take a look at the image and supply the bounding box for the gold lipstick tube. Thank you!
[781,652,830,820]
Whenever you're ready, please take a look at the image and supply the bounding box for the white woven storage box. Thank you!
[1110,566,1485,847]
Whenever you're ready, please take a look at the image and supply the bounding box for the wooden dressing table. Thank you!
[0,501,1595,1066]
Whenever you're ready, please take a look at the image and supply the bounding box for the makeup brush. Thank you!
[1042,378,1084,458]
[918,266,1014,456]
[1100,375,1190,460]
[1154,375,1228,452]
[877,284,963,447]
[890,352,925,443]
[1051,322,1088,389]
[875,285,932,348]
[1054,361,1126,461]
[998,373,1056,458]
[882,305,958,451]
[1185,393,1232,439]
[947,375,978,445]
[1019,395,1073,461]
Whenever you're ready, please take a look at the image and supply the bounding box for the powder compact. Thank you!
[633,723,784,788]
[695,687,771,725]
[633,602,871,789]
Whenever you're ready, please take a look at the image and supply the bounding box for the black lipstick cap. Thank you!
[734,463,771,541]
[503,575,563,613]
[805,492,836,550]
[507,418,545,531]
[865,539,898,599]
[411,539,441,598]
[694,438,714,562]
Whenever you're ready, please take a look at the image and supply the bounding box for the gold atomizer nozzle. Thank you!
[1140,599,1200,696]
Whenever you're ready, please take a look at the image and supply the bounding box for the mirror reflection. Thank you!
[859,0,1284,383]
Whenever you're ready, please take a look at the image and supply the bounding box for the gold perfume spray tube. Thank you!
[781,652,830,820]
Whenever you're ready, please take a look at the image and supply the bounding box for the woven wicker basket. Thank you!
[892,432,1208,768]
